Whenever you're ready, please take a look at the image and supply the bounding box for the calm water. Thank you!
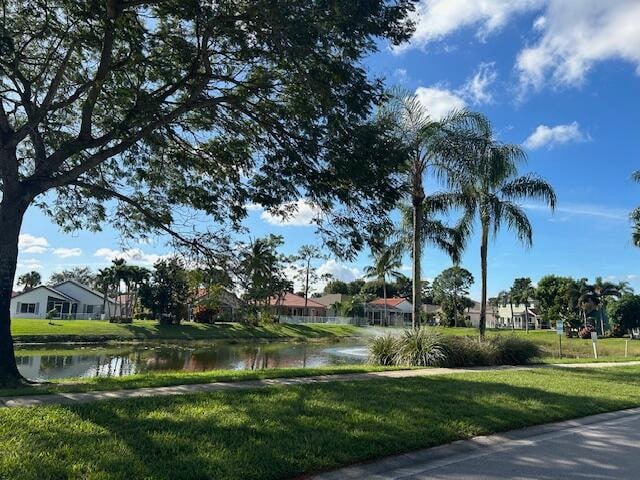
[15,341,370,381]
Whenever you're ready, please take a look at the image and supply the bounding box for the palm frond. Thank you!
[499,174,557,210]
[490,199,533,247]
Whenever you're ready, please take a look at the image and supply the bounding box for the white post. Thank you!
[591,331,598,360]
[625,340,629,358]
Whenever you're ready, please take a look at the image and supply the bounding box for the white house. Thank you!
[11,280,117,319]
[365,297,413,326]
[494,300,542,329]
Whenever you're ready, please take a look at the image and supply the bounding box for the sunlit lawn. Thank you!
[11,318,361,342]
[2,366,640,479]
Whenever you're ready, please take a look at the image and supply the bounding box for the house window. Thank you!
[20,303,36,314]
[86,305,95,314]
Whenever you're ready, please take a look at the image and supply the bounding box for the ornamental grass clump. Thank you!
[368,334,398,366]
[368,330,540,367]
[394,329,447,367]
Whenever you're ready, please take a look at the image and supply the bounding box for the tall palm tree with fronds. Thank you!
[364,244,403,326]
[381,92,486,328]
[451,116,556,337]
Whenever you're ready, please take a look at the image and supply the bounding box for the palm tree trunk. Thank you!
[479,221,489,338]
[382,280,388,327]
[412,181,424,330]
[599,306,605,336]
[509,299,514,330]
[304,259,310,310]
[524,302,530,332]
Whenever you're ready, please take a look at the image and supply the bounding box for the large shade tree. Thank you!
[0,1,415,385]
[450,115,556,337]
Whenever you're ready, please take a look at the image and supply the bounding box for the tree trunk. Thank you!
[479,221,489,338]
[304,260,310,309]
[509,299,514,330]
[0,199,28,386]
[411,182,424,330]
[382,280,387,327]
[524,302,530,332]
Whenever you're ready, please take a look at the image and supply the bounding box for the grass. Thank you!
[11,318,361,343]
[0,365,408,397]
[2,366,640,479]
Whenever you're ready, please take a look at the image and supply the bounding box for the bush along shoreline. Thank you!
[369,329,540,367]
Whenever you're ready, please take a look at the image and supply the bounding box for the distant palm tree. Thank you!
[511,277,536,331]
[451,115,556,337]
[381,92,486,328]
[17,271,41,292]
[592,278,621,335]
[364,245,403,326]
[631,171,640,246]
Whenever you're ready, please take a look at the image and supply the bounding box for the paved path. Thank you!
[1,361,639,409]
[309,407,640,480]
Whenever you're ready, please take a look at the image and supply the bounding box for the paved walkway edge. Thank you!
[305,407,640,479]
[2,360,640,408]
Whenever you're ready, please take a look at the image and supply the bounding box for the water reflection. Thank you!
[15,341,369,381]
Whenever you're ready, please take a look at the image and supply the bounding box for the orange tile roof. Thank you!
[269,292,326,309]
[369,297,408,307]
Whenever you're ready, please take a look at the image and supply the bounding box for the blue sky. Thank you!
[17,1,640,299]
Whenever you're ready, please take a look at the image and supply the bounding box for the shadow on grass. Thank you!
[2,372,638,479]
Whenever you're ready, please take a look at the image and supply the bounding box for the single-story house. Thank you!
[191,287,243,321]
[269,292,327,318]
[10,280,117,319]
[313,293,352,316]
[365,297,413,326]
[466,300,499,329]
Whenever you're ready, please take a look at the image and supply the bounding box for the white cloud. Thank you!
[17,258,43,271]
[397,0,544,52]
[523,203,627,221]
[458,62,498,105]
[18,234,49,254]
[414,86,466,120]
[318,260,362,283]
[393,68,409,83]
[52,247,82,258]
[260,199,322,227]
[523,121,588,150]
[516,1,640,91]
[94,247,165,265]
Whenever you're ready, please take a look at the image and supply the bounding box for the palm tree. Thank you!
[631,171,640,246]
[381,92,485,328]
[496,290,514,329]
[17,271,41,292]
[592,278,621,335]
[511,277,536,331]
[364,244,403,326]
[95,267,117,318]
[451,115,556,337]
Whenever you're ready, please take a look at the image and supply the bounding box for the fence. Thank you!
[278,315,368,326]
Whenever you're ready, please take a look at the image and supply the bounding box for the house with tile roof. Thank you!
[269,292,327,318]
[365,297,413,326]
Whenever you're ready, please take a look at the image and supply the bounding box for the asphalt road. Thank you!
[310,408,640,480]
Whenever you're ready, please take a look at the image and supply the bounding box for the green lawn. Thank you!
[0,365,408,397]
[11,318,361,343]
[2,366,640,479]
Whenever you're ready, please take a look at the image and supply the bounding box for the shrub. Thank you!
[368,330,540,367]
[368,334,398,366]
[488,336,541,365]
[394,329,447,367]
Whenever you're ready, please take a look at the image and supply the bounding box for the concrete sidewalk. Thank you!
[1,360,639,409]
[308,407,640,479]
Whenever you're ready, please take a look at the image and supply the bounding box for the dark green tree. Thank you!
[239,235,290,309]
[432,266,474,327]
[17,271,41,292]
[536,275,583,333]
[139,258,189,325]
[0,0,414,385]
[48,267,97,288]
[324,280,349,295]
[607,294,640,337]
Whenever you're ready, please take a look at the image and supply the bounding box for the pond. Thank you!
[14,340,370,381]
